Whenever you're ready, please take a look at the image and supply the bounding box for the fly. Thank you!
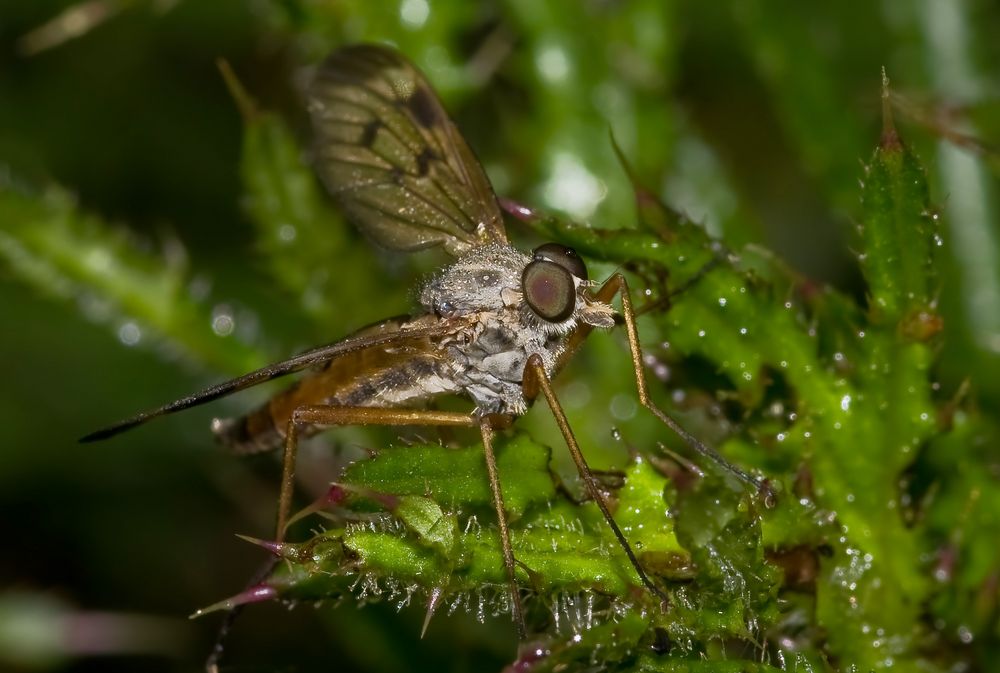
[82,44,770,642]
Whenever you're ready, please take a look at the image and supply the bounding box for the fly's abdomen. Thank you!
[212,406,284,455]
[212,342,449,455]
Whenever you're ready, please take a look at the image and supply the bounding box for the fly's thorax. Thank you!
[419,243,615,337]
[419,243,529,318]
[443,315,564,417]
[421,242,616,417]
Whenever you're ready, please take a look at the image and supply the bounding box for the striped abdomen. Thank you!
[213,318,454,454]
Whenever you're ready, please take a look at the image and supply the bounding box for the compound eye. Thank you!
[532,243,588,281]
[522,260,576,322]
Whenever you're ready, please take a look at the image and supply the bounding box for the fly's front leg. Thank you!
[521,354,669,605]
[276,405,527,639]
[588,273,774,502]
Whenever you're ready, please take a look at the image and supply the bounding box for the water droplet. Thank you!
[278,224,297,242]
[399,0,430,28]
[610,394,637,421]
[537,44,570,81]
[212,310,235,337]
[118,321,141,346]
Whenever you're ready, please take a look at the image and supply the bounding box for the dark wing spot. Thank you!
[360,119,381,147]
[415,147,437,176]
[406,86,442,129]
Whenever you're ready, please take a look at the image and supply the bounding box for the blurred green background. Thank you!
[1,1,998,672]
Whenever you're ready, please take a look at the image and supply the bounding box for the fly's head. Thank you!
[420,242,615,336]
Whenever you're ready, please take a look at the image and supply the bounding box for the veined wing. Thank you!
[308,44,507,256]
[79,314,467,442]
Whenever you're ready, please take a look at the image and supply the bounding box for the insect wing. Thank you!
[80,315,463,443]
[309,44,507,256]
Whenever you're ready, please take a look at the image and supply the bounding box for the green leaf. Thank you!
[858,83,939,326]
[344,433,556,517]
[0,180,267,373]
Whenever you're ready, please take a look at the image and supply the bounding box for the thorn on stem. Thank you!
[284,483,351,532]
[235,534,300,559]
[421,587,443,638]
[880,67,902,151]
[191,584,277,618]
[498,197,539,222]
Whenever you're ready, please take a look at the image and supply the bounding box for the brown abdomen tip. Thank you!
[212,415,282,455]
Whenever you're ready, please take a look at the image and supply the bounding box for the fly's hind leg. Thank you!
[277,406,476,540]
[276,404,527,639]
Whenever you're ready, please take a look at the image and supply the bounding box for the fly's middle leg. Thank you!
[275,404,527,639]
